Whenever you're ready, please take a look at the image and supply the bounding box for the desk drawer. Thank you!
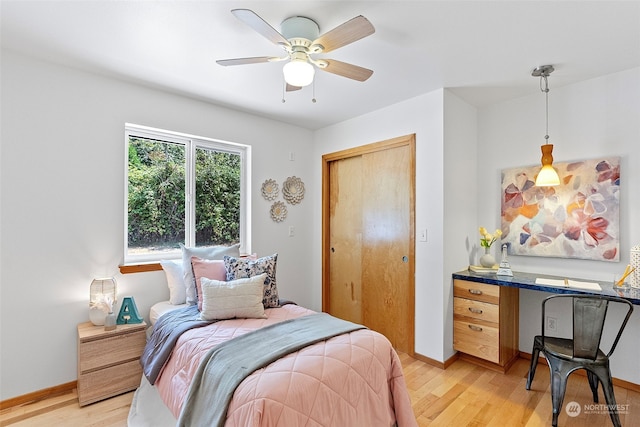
[454,297,499,323]
[453,279,500,304]
[453,319,499,363]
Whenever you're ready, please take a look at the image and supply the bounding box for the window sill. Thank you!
[119,263,163,274]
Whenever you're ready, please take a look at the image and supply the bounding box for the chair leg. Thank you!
[591,366,622,427]
[586,370,599,403]
[526,342,541,390]
[547,357,570,427]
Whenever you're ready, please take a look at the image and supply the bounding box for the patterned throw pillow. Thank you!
[223,254,278,308]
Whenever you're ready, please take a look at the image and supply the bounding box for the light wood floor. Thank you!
[2,354,639,426]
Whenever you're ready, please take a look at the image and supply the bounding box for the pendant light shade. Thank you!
[536,144,560,186]
[532,65,560,187]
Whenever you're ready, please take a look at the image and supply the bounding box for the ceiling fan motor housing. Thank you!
[281,16,320,50]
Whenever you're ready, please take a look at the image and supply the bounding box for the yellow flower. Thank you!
[479,227,502,248]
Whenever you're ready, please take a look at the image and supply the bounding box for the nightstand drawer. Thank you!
[79,330,146,373]
[453,279,500,304]
[453,319,499,363]
[453,296,499,323]
[77,359,142,406]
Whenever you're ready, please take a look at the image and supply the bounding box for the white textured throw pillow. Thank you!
[181,243,241,305]
[199,273,267,321]
[160,259,186,305]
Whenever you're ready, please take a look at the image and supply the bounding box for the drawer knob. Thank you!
[468,289,483,295]
[468,307,483,314]
[468,324,483,332]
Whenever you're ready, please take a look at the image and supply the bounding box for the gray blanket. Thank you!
[141,305,213,385]
[177,313,366,427]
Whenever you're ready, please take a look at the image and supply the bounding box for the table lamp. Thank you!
[89,277,117,326]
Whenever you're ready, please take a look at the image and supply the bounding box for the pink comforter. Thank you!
[155,304,417,426]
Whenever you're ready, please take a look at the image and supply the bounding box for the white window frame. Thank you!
[124,123,251,264]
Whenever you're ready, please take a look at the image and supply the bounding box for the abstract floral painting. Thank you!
[501,157,620,261]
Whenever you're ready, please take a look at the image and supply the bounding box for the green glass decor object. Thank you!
[116,296,143,324]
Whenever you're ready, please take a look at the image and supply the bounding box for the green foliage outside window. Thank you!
[127,136,240,254]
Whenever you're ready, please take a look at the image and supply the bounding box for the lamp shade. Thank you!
[535,144,560,186]
[89,277,117,326]
[283,59,315,87]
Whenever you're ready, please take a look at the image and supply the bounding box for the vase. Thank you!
[104,312,117,331]
[480,247,496,268]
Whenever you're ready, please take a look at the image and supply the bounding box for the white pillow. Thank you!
[199,273,267,321]
[181,243,240,305]
[160,259,186,305]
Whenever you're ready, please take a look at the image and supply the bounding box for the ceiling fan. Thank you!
[217,9,375,91]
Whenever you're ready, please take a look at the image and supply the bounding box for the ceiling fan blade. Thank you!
[321,59,373,82]
[216,56,283,66]
[231,9,290,47]
[286,84,302,92]
[312,16,374,53]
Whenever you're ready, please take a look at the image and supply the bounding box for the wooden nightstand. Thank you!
[77,321,147,406]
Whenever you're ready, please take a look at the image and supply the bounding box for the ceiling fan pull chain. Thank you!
[282,79,286,103]
[312,79,317,103]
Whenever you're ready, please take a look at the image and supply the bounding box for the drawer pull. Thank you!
[468,324,483,332]
[468,307,483,314]
[468,289,483,295]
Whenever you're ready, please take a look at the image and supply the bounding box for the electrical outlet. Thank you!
[288,226,295,237]
[546,315,557,332]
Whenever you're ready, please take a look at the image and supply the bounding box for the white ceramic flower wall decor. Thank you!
[282,176,305,205]
[270,201,287,222]
[261,179,279,201]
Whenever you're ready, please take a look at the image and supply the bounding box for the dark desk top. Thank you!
[452,269,640,305]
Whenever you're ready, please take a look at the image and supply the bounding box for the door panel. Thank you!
[328,156,363,324]
[361,145,411,351]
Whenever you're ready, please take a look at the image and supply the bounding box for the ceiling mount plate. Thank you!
[532,65,554,77]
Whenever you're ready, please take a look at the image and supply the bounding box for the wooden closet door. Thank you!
[328,156,363,324]
[323,135,415,354]
[361,145,412,351]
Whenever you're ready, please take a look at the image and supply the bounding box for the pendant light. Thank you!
[532,65,560,187]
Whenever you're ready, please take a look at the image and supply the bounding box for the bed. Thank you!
[127,250,417,426]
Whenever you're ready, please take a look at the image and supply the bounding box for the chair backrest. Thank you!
[573,297,609,359]
[542,294,634,360]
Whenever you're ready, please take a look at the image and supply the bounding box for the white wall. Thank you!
[0,50,315,400]
[443,91,478,357]
[477,67,640,383]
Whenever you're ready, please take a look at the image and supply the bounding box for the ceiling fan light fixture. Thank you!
[283,59,315,87]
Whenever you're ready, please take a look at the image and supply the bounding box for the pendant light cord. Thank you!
[540,74,550,145]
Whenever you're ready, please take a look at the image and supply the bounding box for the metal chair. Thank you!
[525,294,633,427]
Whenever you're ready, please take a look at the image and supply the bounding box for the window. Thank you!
[125,123,250,263]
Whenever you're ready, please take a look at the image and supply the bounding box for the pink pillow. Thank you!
[191,257,227,311]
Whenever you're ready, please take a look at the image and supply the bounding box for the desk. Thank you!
[451,270,640,373]
[452,270,640,305]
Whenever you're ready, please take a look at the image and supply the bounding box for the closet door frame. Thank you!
[321,134,416,355]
